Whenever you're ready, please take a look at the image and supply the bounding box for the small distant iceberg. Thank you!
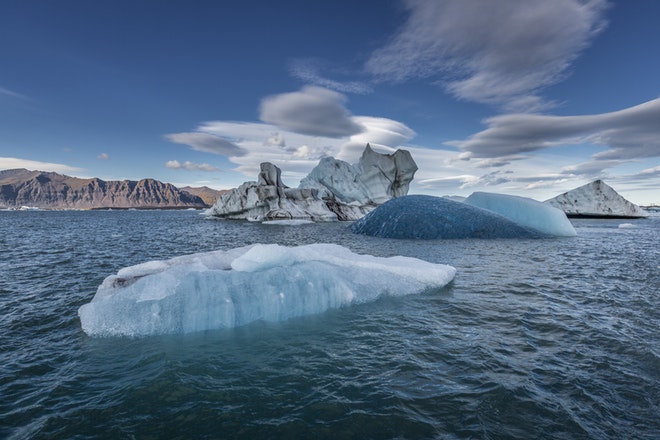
[546,180,648,218]
[78,243,456,337]
[351,195,548,239]
[262,219,314,226]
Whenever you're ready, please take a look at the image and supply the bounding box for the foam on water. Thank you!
[78,243,456,336]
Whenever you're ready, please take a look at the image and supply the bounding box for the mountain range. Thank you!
[0,169,225,210]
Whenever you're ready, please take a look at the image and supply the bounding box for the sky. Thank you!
[1,0,659,205]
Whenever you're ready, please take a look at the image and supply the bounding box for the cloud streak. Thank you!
[290,59,372,95]
[164,132,247,156]
[450,98,660,161]
[365,0,609,111]
[0,86,29,101]
[0,157,84,174]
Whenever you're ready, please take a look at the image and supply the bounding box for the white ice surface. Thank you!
[545,180,648,218]
[78,244,456,336]
[465,192,577,237]
[262,219,315,225]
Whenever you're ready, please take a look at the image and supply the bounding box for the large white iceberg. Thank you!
[465,192,576,237]
[300,144,417,205]
[206,144,417,222]
[78,244,456,336]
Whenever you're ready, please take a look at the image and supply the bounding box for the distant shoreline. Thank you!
[1,206,206,211]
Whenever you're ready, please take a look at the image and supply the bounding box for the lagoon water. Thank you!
[1,210,658,439]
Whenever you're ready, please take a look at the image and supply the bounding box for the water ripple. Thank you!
[1,211,659,439]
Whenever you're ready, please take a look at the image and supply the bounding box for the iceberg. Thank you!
[300,144,417,205]
[464,192,576,237]
[206,144,417,222]
[262,219,315,225]
[78,243,456,336]
[545,180,648,218]
[351,195,545,239]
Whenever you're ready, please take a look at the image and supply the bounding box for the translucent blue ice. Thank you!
[351,195,545,239]
[78,243,456,337]
[465,192,576,237]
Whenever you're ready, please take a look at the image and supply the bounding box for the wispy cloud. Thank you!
[365,0,609,111]
[0,157,84,174]
[164,132,247,156]
[289,59,372,95]
[165,160,219,172]
[0,86,29,101]
[259,86,363,138]
[97,153,109,160]
[450,98,660,161]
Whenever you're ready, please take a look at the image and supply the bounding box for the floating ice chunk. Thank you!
[351,195,544,239]
[78,244,456,337]
[618,223,636,229]
[464,192,576,237]
[262,219,315,225]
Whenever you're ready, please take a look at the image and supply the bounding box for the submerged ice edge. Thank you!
[78,243,456,337]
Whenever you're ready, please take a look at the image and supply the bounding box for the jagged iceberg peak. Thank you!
[206,144,417,222]
[78,243,456,337]
[465,192,576,237]
[545,180,648,218]
[299,143,418,205]
[352,195,547,239]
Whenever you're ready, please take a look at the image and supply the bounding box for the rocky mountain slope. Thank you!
[178,186,228,206]
[0,169,209,209]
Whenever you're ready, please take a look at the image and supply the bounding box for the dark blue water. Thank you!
[1,210,658,439]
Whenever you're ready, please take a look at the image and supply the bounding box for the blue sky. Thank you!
[1,0,658,204]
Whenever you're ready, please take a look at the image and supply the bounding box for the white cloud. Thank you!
[97,153,109,160]
[197,121,344,180]
[365,0,609,111]
[338,116,416,161]
[168,114,416,185]
[165,160,219,172]
[259,86,363,138]
[450,98,660,161]
[0,157,84,174]
[164,132,247,156]
[264,132,287,148]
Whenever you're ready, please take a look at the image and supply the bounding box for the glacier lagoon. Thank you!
[1,209,659,439]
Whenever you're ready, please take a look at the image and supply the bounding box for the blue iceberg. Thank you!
[464,192,576,237]
[351,195,546,239]
[78,243,456,337]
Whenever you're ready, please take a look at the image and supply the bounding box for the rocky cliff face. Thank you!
[179,186,228,206]
[0,169,208,209]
